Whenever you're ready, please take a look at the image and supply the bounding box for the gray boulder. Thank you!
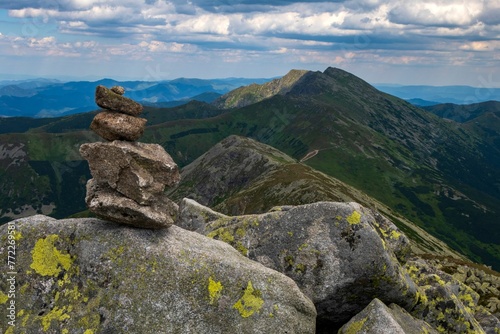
[177,199,418,327]
[339,298,438,334]
[90,111,147,142]
[95,85,143,116]
[0,215,316,333]
[80,141,180,205]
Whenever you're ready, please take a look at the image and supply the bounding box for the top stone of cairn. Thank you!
[95,85,143,116]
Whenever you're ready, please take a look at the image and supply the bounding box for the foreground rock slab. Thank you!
[177,199,418,327]
[0,215,316,333]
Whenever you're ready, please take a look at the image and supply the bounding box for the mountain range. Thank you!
[2,75,499,118]
[0,67,499,272]
[375,84,500,106]
[0,77,270,117]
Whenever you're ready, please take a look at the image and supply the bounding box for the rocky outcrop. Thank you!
[177,198,418,327]
[405,258,499,334]
[81,86,180,228]
[339,298,438,334]
[0,215,316,333]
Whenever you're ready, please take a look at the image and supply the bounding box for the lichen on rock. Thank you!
[30,234,73,277]
[0,215,316,333]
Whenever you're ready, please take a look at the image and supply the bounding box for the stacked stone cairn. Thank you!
[79,85,180,229]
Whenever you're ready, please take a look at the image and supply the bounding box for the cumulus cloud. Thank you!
[0,0,498,82]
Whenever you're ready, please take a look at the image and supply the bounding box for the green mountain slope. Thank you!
[0,67,499,269]
[423,100,500,122]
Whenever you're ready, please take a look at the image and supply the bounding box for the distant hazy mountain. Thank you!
[0,77,269,118]
[0,67,499,271]
[375,84,500,105]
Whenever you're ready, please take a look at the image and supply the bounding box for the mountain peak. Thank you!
[213,69,309,109]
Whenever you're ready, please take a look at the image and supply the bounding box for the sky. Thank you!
[0,0,499,87]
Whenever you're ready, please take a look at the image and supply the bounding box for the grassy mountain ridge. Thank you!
[213,69,308,109]
[0,67,499,269]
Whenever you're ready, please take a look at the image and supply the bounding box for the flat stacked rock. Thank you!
[91,85,146,141]
[80,86,180,229]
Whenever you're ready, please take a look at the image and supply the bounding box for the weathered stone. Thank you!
[177,199,418,328]
[339,298,438,334]
[85,180,178,229]
[111,85,125,95]
[0,215,317,333]
[80,141,180,204]
[90,111,147,141]
[474,308,500,334]
[95,85,143,116]
[177,198,229,231]
[405,258,487,333]
[370,209,412,263]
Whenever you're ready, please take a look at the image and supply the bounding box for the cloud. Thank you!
[0,0,498,83]
[387,0,483,27]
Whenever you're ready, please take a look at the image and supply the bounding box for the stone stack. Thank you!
[80,85,180,229]
[91,85,146,141]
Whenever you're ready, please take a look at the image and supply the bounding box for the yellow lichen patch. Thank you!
[344,317,367,334]
[235,227,246,238]
[84,330,95,334]
[459,293,476,309]
[207,228,234,243]
[436,325,446,333]
[78,313,100,332]
[233,281,264,318]
[40,306,71,331]
[298,243,309,251]
[20,283,29,294]
[416,290,428,304]
[13,230,23,241]
[0,291,8,304]
[295,263,306,273]
[30,235,73,277]
[346,211,361,225]
[58,273,71,287]
[64,285,82,301]
[208,276,223,305]
[235,242,249,256]
[389,230,401,240]
[4,326,14,334]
